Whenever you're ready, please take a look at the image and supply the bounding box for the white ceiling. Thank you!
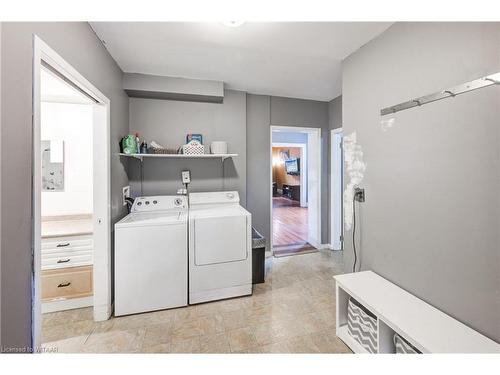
[90,22,392,101]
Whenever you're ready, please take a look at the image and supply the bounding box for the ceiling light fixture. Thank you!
[221,21,245,28]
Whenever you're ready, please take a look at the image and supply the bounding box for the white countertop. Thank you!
[41,215,93,238]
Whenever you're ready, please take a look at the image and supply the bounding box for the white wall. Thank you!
[41,102,93,216]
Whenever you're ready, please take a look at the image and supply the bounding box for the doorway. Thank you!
[32,36,111,349]
[270,126,322,257]
[331,128,343,250]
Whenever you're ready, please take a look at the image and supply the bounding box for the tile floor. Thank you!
[42,250,351,354]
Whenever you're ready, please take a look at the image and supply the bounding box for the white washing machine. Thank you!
[188,191,252,304]
[114,195,188,316]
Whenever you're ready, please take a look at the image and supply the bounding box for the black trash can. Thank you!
[251,228,266,284]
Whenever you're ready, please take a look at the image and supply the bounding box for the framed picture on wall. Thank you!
[186,133,203,144]
[41,140,64,191]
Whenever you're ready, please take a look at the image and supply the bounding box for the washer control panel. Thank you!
[132,195,188,212]
[189,191,240,206]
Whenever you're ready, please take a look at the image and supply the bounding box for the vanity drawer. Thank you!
[41,235,93,270]
[42,266,93,301]
[42,250,93,270]
[42,235,93,252]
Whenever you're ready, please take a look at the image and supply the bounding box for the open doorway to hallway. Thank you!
[271,126,322,257]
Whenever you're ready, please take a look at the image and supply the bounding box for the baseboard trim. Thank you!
[318,243,334,250]
[94,302,113,321]
[42,296,93,314]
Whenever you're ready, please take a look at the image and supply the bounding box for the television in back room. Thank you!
[285,158,300,175]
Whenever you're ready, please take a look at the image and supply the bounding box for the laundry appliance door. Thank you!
[115,222,188,316]
[193,215,248,266]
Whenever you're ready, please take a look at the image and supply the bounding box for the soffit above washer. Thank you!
[90,22,392,101]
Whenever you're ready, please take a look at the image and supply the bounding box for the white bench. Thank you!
[334,271,500,353]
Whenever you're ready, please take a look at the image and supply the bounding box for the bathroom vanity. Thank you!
[41,215,94,313]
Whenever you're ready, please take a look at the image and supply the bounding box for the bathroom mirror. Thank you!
[41,140,64,191]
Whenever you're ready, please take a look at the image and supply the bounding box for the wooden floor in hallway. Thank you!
[272,197,308,246]
[272,196,316,257]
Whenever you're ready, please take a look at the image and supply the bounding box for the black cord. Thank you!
[352,195,358,273]
[140,160,144,196]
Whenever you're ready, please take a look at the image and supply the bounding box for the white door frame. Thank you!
[270,126,322,251]
[32,36,112,348]
[271,142,307,207]
[330,128,343,251]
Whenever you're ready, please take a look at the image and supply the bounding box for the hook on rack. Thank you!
[381,71,500,116]
[484,77,500,85]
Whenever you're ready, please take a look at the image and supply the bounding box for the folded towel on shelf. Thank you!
[150,141,165,149]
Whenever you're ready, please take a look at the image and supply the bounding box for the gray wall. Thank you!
[0,22,129,350]
[328,96,342,245]
[271,96,330,244]
[123,73,224,103]
[130,92,331,250]
[329,96,342,130]
[342,22,500,342]
[246,94,271,246]
[0,21,2,348]
[127,90,247,204]
[247,94,330,246]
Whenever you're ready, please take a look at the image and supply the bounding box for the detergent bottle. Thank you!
[121,135,137,154]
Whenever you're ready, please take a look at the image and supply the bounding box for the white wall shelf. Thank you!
[335,271,500,354]
[119,153,237,162]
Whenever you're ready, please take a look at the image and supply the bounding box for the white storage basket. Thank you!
[182,140,205,155]
[394,333,421,354]
[347,297,378,353]
[210,141,228,154]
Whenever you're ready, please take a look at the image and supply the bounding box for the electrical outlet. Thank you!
[354,187,365,202]
[122,186,130,206]
[182,170,191,184]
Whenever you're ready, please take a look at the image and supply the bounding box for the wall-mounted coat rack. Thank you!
[380,72,500,116]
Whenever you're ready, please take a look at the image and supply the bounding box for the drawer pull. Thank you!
[57,243,70,248]
[57,282,71,288]
[57,258,71,264]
